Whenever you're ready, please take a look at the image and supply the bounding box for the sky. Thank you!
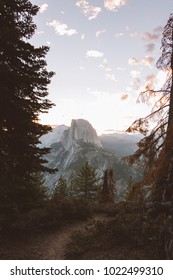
[30,0,173,134]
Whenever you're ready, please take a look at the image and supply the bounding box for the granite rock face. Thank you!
[40,119,142,199]
[65,119,102,150]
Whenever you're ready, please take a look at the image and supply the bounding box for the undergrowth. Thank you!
[65,201,160,259]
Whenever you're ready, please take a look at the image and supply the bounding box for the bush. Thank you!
[93,202,117,216]
[0,192,95,235]
[65,201,160,259]
[72,198,93,220]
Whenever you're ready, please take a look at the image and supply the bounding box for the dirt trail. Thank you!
[39,214,108,260]
[0,214,110,260]
[39,221,88,259]
[0,213,159,260]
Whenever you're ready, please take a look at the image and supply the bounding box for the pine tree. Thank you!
[0,0,55,218]
[126,14,173,201]
[52,176,68,198]
[68,172,77,198]
[75,162,98,200]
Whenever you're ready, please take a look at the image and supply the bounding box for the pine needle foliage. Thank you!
[75,162,98,200]
[0,0,55,223]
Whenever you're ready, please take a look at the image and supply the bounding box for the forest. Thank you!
[0,0,173,260]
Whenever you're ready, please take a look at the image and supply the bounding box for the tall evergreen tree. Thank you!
[68,172,78,198]
[75,162,98,200]
[52,176,68,199]
[126,14,173,201]
[0,0,54,217]
[126,15,173,259]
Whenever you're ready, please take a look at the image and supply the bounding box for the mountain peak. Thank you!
[65,119,102,150]
[39,124,69,147]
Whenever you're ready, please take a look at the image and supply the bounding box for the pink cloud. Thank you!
[142,56,154,67]
[144,74,156,90]
[129,31,138,38]
[121,93,129,101]
[104,0,127,11]
[128,57,140,65]
[129,56,154,67]
[141,27,162,43]
[76,0,101,20]
[141,32,159,42]
[141,26,162,54]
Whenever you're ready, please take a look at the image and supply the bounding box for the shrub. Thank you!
[65,201,160,259]
[72,198,94,220]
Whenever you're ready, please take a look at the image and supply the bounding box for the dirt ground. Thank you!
[0,215,160,260]
[0,221,87,260]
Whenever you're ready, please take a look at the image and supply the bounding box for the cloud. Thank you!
[129,31,138,38]
[76,0,102,20]
[86,50,104,58]
[128,56,154,67]
[131,77,142,92]
[104,0,127,11]
[99,58,111,71]
[120,93,129,101]
[141,32,160,42]
[130,70,167,94]
[144,74,156,90]
[141,26,162,54]
[128,57,140,65]
[144,70,168,91]
[115,32,124,38]
[96,29,106,38]
[142,56,154,67]
[47,20,77,36]
[142,26,162,44]
[130,70,140,79]
[99,58,116,81]
[81,33,85,40]
[105,73,116,81]
[130,70,142,92]
[46,41,51,46]
[145,43,155,53]
[39,3,48,13]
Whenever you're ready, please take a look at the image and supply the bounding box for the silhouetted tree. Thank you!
[99,168,116,204]
[0,0,55,223]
